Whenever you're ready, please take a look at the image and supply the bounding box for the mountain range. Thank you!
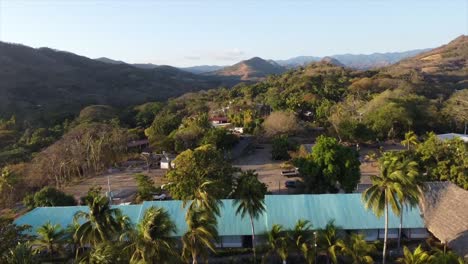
[1,36,465,124]
[0,43,234,124]
[96,48,431,81]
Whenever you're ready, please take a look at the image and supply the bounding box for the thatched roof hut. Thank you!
[420,182,468,259]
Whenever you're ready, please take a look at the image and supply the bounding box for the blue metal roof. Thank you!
[14,194,425,237]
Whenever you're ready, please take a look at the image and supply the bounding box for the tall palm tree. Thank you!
[184,181,222,219]
[392,154,422,249]
[182,208,218,264]
[125,206,178,264]
[33,221,65,257]
[396,245,431,264]
[401,131,418,151]
[330,233,376,264]
[65,222,82,260]
[362,151,407,264]
[267,224,290,264]
[231,170,267,262]
[74,194,128,246]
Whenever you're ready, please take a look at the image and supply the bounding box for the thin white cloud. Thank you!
[214,48,245,61]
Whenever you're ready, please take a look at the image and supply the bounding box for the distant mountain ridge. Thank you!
[181,65,226,74]
[204,57,287,81]
[275,49,431,69]
[0,42,233,123]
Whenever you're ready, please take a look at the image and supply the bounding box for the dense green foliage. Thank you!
[134,174,157,203]
[166,144,237,200]
[23,187,76,209]
[0,217,32,263]
[271,135,296,160]
[294,136,361,193]
[414,133,468,189]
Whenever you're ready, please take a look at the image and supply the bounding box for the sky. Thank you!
[0,0,466,67]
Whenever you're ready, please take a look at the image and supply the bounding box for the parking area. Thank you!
[62,168,168,203]
[233,144,301,194]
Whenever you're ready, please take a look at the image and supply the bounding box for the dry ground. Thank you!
[233,144,301,194]
[62,168,168,203]
[61,142,405,201]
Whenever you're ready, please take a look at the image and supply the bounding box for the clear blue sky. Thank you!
[1,0,466,67]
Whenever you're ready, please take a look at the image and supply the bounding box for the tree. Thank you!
[263,111,301,137]
[290,219,315,264]
[271,135,294,160]
[201,128,238,151]
[415,133,468,189]
[295,136,361,193]
[166,144,236,200]
[84,242,128,264]
[401,131,419,151]
[134,174,156,203]
[430,248,464,264]
[396,245,431,264]
[0,217,31,263]
[443,89,468,134]
[182,208,218,264]
[330,233,376,264]
[33,222,65,257]
[125,206,177,264]
[23,187,76,209]
[266,224,290,264]
[5,242,38,264]
[318,220,342,263]
[362,151,410,264]
[232,170,267,262]
[390,152,422,249]
[74,194,129,247]
[0,167,18,207]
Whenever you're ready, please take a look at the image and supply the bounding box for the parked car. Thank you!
[281,167,299,177]
[285,180,298,188]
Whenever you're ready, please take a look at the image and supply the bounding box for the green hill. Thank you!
[0,42,232,124]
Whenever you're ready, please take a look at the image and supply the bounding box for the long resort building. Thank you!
[15,193,428,247]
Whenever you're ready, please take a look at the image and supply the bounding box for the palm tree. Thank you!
[362,152,406,264]
[291,219,314,264]
[79,242,128,264]
[430,248,464,264]
[65,222,82,260]
[267,224,290,264]
[401,131,418,151]
[184,181,222,219]
[33,221,65,257]
[300,242,317,264]
[396,245,431,264]
[231,170,267,262]
[6,242,38,264]
[291,219,312,247]
[182,208,218,264]
[182,181,221,264]
[392,155,422,249]
[330,233,376,264]
[74,194,128,246]
[318,220,342,264]
[125,206,178,263]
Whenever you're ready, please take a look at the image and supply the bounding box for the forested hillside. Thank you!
[0,42,236,125]
[0,36,466,209]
